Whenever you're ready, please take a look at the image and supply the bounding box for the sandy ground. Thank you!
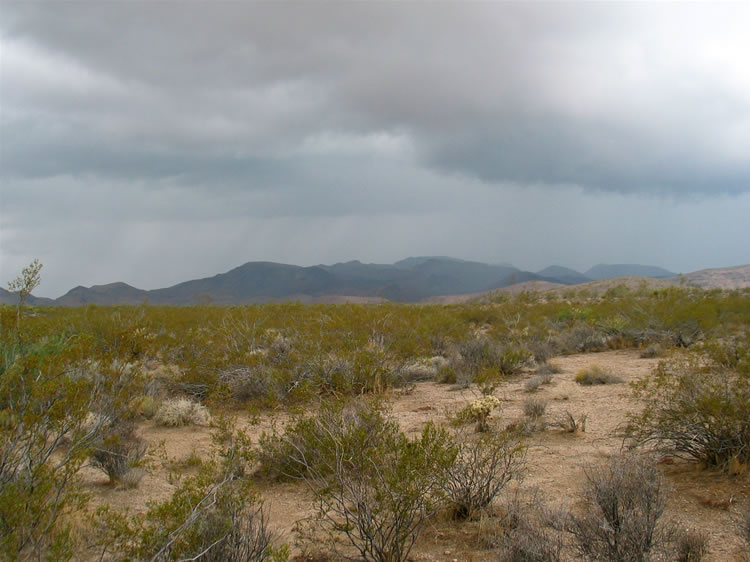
[80,349,750,561]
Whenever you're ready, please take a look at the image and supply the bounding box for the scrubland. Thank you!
[2,284,750,561]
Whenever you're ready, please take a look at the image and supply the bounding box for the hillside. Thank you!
[678,264,750,289]
[585,264,675,280]
[6,258,749,307]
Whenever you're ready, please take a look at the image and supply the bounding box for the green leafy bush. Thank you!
[262,399,456,561]
[628,354,750,470]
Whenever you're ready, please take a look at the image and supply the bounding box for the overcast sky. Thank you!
[2,2,749,297]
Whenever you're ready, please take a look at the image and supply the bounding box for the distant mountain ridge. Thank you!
[585,264,675,280]
[2,258,746,306]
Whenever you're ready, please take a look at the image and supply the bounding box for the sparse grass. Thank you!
[574,365,624,385]
[154,398,210,427]
[550,411,587,433]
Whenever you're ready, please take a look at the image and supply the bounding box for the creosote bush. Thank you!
[274,400,457,562]
[628,353,750,470]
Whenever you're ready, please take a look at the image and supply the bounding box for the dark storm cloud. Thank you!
[3,2,749,195]
[2,2,750,297]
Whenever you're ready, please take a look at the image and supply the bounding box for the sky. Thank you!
[1,2,749,298]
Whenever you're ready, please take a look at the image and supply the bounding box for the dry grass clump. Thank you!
[523,398,547,420]
[154,398,210,427]
[673,528,709,562]
[574,365,624,385]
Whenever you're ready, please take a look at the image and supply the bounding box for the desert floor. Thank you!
[81,349,750,561]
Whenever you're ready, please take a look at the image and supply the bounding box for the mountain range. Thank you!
[2,257,748,306]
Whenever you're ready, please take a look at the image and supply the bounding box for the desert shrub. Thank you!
[154,397,210,427]
[442,430,525,520]
[523,398,547,420]
[640,344,667,359]
[458,338,532,379]
[451,395,502,433]
[89,420,147,486]
[574,365,624,385]
[673,528,709,562]
[525,374,552,393]
[257,399,395,481]
[137,395,159,419]
[436,364,458,384]
[280,401,457,562]
[554,323,611,354]
[550,411,587,433]
[0,332,143,560]
[568,453,670,562]
[527,339,556,364]
[96,421,282,561]
[487,492,566,562]
[535,362,562,376]
[628,355,750,470]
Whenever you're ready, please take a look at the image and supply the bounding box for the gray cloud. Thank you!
[4,2,749,193]
[1,2,749,295]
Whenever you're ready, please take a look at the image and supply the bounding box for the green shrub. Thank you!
[628,354,750,470]
[257,398,395,481]
[277,401,456,562]
[0,336,142,560]
[574,365,624,385]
